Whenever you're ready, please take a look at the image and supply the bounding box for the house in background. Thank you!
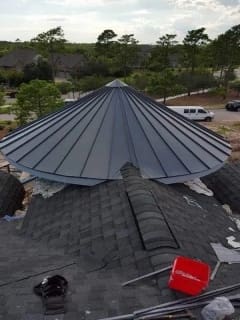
[0,48,37,71]
[51,52,86,80]
[0,48,86,80]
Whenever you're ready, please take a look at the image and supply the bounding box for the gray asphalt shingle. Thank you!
[0,171,25,217]
[0,164,240,319]
[203,161,240,214]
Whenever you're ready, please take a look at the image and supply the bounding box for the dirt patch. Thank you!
[166,92,239,109]
[0,128,9,139]
[203,121,240,162]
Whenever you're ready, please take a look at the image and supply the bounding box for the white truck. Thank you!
[168,106,214,122]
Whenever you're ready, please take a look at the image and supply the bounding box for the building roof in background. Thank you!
[0,163,238,319]
[0,48,37,68]
[0,80,231,185]
[53,52,86,70]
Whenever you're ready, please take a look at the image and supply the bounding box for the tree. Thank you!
[178,70,217,96]
[14,80,63,125]
[149,34,178,71]
[183,28,210,74]
[71,57,109,78]
[229,80,240,97]
[31,26,67,78]
[5,70,24,87]
[78,76,113,93]
[116,34,139,78]
[0,90,5,106]
[210,87,227,100]
[23,56,53,82]
[210,25,240,87]
[55,81,73,95]
[95,29,117,58]
[148,70,179,103]
[126,71,149,91]
[95,29,118,76]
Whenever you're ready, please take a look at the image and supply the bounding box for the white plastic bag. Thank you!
[201,296,235,320]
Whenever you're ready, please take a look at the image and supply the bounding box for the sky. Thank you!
[1,0,240,44]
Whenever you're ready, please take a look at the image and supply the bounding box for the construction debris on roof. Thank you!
[9,163,239,319]
[32,178,67,199]
[0,163,240,318]
[0,79,231,186]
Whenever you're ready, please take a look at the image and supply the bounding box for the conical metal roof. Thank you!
[0,80,231,185]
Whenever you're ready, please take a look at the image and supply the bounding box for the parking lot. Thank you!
[212,109,240,122]
[0,114,15,121]
[1,108,240,123]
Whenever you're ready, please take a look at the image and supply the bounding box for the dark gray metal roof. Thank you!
[0,79,231,185]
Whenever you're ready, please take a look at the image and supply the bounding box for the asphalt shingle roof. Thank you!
[52,53,86,70]
[0,48,37,68]
[0,171,25,217]
[121,164,178,250]
[0,80,231,186]
[203,162,240,214]
[0,164,235,319]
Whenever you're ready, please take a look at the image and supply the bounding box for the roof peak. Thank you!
[105,79,128,87]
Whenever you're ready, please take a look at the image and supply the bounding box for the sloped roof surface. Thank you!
[12,165,240,319]
[0,48,37,68]
[203,161,240,214]
[0,170,25,216]
[121,164,178,250]
[0,80,231,185]
[53,52,86,69]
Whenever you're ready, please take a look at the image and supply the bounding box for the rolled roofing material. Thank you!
[0,79,231,185]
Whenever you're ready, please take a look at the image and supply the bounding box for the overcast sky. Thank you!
[1,0,240,43]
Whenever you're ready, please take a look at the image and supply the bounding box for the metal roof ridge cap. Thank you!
[105,79,128,87]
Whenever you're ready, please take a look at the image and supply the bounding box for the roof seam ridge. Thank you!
[121,164,178,251]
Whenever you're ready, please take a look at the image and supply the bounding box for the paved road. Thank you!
[212,109,240,122]
[1,109,240,123]
[0,114,15,121]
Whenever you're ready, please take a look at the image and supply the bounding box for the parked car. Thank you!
[225,100,240,112]
[168,106,214,122]
[64,98,77,106]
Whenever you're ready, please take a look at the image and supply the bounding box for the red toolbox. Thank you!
[168,256,211,295]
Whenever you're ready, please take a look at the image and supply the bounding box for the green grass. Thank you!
[0,120,17,131]
[0,105,13,114]
[232,122,240,129]
[216,125,234,135]
[206,104,225,110]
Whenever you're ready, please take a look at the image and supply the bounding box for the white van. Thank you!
[168,106,214,122]
[64,98,77,106]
